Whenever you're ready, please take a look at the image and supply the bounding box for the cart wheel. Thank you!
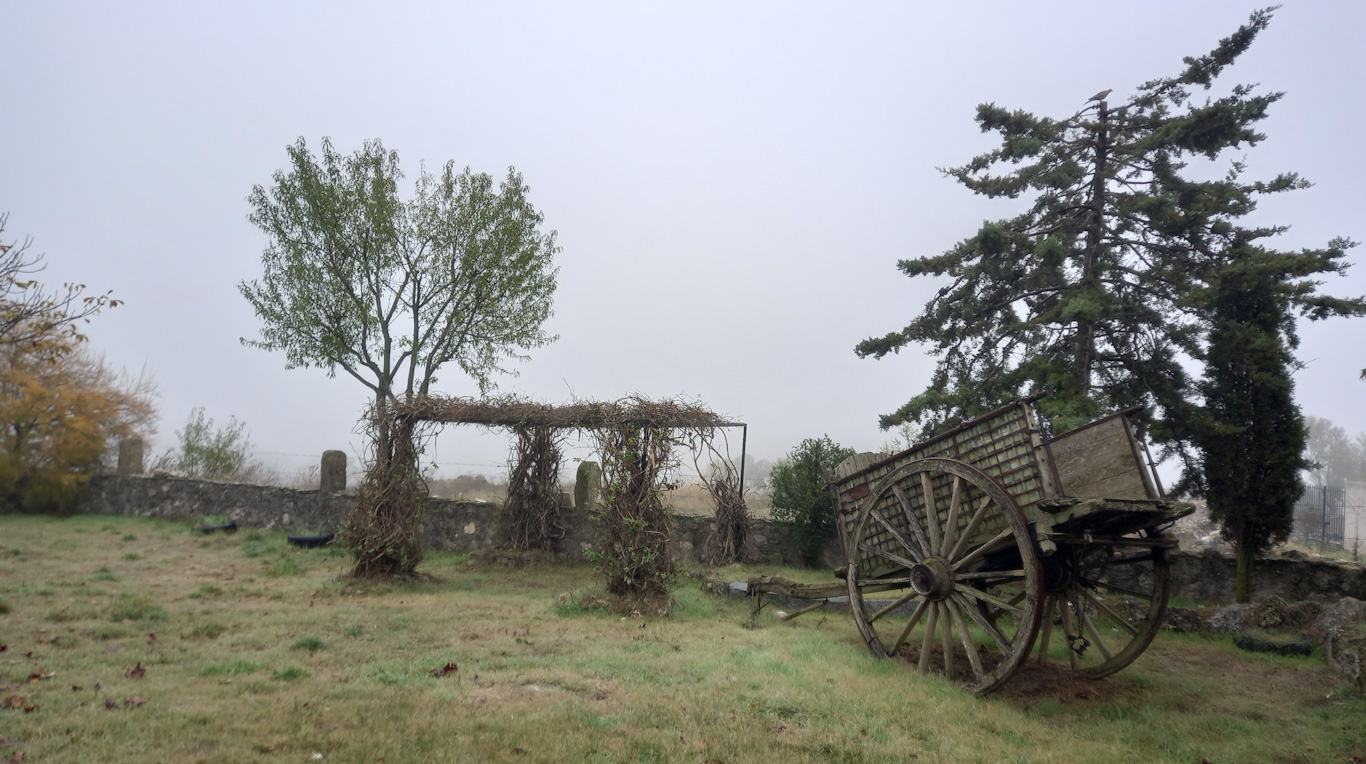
[1034,532,1172,677]
[846,457,1044,695]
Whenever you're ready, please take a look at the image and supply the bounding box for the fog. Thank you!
[4,2,1363,484]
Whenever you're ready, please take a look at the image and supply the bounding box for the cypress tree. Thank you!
[1192,250,1309,601]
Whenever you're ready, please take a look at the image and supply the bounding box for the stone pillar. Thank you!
[320,450,347,493]
[117,438,144,476]
[574,461,601,510]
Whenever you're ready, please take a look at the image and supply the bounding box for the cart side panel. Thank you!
[1047,414,1158,500]
[833,403,1047,569]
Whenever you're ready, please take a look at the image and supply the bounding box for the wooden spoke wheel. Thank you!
[1034,531,1172,678]
[846,457,1044,695]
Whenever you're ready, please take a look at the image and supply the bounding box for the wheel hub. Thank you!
[909,557,954,600]
[1043,549,1080,594]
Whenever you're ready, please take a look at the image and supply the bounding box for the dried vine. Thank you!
[352,393,736,585]
[341,416,428,578]
[690,429,750,565]
[496,424,564,552]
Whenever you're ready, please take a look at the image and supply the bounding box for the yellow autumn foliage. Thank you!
[0,330,156,512]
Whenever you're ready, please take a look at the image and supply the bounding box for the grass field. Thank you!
[1,514,1362,763]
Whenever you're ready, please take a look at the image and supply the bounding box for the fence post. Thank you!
[1321,485,1328,553]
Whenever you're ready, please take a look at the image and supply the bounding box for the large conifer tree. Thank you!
[857,8,1362,464]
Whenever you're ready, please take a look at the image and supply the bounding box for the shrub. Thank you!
[153,407,267,482]
[769,436,856,567]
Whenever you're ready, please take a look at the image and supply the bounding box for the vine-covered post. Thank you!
[496,424,565,552]
[342,414,428,578]
[590,422,679,607]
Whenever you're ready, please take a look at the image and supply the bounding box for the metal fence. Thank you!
[1294,485,1347,550]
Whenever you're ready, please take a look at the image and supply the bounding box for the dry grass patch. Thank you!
[0,513,1362,763]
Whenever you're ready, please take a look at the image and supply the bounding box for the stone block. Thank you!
[320,450,347,493]
[574,461,601,509]
[1208,603,1254,633]
[117,438,144,476]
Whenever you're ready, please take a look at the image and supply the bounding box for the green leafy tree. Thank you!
[154,408,264,482]
[855,8,1364,469]
[240,137,560,577]
[240,137,560,462]
[769,436,855,567]
[1190,254,1309,602]
[1303,416,1365,489]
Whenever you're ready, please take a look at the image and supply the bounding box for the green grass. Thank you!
[187,621,228,639]
[109,594,167,622]
[0,512,1363,764]
[291,636,326,652]
[271,666,309,681]
[199,659,266,676]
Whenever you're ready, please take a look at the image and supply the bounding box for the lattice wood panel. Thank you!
[835,402,1047,573]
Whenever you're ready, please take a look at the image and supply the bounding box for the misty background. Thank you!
[3,2,1363,494]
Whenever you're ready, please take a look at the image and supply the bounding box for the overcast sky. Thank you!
[4,1,1364,485]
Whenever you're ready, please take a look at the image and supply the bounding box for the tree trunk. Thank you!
[1073,101,1110,400]
[1235,526,1254,603]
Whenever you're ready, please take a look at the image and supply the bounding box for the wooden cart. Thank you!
[750,397,1193,695]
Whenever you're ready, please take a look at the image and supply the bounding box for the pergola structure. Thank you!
[345,393,748,588]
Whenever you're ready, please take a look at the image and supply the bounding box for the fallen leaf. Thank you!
[104,699,117,710]
[6,696,23,709]
[93,682,101,692]
[21,705,38,714]
[126,663,146,679]
[124,697,147,707]
[431,662,459,678]
[9,751,24,762]
[71,685,83,692]
[513,747,526,755]
[0,645,6,653]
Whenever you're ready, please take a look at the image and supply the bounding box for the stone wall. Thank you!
[74,474,810,565]
[71,475,1366,601]
[1169,548,1366,604]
